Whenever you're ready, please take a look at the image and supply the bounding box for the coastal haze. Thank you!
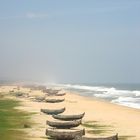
[1,1,140,140]
[0,0,140,84]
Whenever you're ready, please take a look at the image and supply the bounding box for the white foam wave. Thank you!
[112,97,140,102]
[56,84,116,92]
[94,93,113,98]
[112,97,140,109]
[132,91,140,97]
[53,83,140,109]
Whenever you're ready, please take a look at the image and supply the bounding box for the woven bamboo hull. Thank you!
[53,112,85,121]
[46,98,65,103]
[81,134,118,140]
[47,119,81,129]
[46,128,85,140]
[41,107,65,115]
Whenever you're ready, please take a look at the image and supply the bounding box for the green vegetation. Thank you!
[41,136,53,140]
[0,99,32,140]
[82,121,112,129]
[82,121,113,135]
[119,135,136,140]
[82,121,136,139]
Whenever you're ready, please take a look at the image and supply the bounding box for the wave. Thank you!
[112,97,140,109]
[56,84,115,92]
[52,83,140,109]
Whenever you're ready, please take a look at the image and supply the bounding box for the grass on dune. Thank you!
[82,121,136,139]
[0,98,33,140]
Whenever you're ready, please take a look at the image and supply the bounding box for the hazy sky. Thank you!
[0,0,140,84]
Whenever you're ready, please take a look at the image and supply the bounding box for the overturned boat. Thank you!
[55,93,66,96]
[47,119,81,129]
[46,128,85,140]
[45,89,61,95]
[46,98,65,103]
[52,112,85,121]
[34,96,45,102]
[81,134,118,140]
[41,107,65,115]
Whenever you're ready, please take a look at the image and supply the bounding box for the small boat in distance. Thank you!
[55,93,66,96]
[45,98,65,103]
[41,107,65,115]
[52,112,85,121]
[43,89,61,95]
[47,119,81,129]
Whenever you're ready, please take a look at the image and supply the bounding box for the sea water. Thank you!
[51,83,140,109]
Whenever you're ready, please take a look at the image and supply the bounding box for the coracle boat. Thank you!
[46,128,85,140]
[47,119,81,129]
[81,134,118,140]
[53,112,85,121]
[46,98,65,103]
[46,89,61,95]
[35,96,45,102]
[40,107,65,115]
[55,93,66,96]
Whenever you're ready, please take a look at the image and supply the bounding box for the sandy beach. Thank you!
[0,85,140,140]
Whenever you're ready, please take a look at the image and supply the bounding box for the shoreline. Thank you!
[54,83,140,110]
[0,85,140,140]
[66,90,140,112]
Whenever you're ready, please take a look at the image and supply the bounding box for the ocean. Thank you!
[51,83,140,109]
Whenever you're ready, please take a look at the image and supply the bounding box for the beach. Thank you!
[0,85,140,140]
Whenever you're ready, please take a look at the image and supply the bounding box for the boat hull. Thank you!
[53,113,85,121]
[81,134,118,140]
[47,119,81,129]
[46,98,65,103]
[46,128,85,140]
[41,107,65,115]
